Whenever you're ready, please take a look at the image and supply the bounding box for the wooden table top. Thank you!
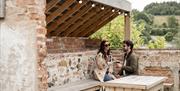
[103,75,166,89]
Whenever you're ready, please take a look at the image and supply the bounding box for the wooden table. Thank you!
[103,75,166,91]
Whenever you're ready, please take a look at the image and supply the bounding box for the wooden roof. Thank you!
[46,0,131,37]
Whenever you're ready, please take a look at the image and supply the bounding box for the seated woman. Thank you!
[93,40,116,82]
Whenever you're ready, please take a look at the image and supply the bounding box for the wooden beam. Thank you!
[124,12,130,40]
[51,7,100,36]
[71,8,111,37]
[46,0,59,13]
[84,13,118,37]
[0,0,5,18]
[47,3,92,36]
[80,11,115,36]
[91,0,131,12]
[47,0,88,34]
[46,0,75,24]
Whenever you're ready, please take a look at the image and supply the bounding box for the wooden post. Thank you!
[124,12,130,40]
[0,0,5,18]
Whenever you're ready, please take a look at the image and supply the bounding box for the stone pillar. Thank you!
[124,12,130,40]
[0,0,47,91]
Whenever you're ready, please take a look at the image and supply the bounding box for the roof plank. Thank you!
[51,7,101,36]
[46,0,75,24]
[84,13,118,36]
[48,3,93,36]
[70,8,111,37]
[46,0,59,13]
[47,0,88,34]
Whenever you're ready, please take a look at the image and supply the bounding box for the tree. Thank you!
[143,2,180,15]
[173,32,180,48]
[90,16,144,48]
[133,12,153,25]
[167,16,179,28]
[148,36,166,49]
[162,22,167,28]
[90,16,124,48]
[165,32,173,41]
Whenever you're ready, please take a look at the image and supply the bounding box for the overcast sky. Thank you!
[127,0,180,11]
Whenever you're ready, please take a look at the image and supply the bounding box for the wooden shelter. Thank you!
[46,0,131,39]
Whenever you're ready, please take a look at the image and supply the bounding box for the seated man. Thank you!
[118,40,138,76]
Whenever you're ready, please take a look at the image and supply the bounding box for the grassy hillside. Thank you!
[153,15,180,26]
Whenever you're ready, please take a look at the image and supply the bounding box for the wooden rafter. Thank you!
[46,0,75,24]
[61,7,95,36]
[46,0,59,13]
[63,8,105,37]
[47,0,88,34]
[70,8,111,37]
[84,13,118,37]
[78,11,115,37]
[48,3,93,36]
[51,7,100,36]
[45,0,131,37]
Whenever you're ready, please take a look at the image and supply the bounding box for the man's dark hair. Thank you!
[123,40,134,50]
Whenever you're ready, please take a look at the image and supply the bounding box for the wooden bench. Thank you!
[48,79,101,91]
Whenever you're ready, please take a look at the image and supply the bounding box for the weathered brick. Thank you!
[16,0,36,6]
[37,26,47,35]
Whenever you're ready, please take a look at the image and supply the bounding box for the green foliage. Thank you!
[132,2,180,45]
[165,32,174,41]
[90,16,144,48]
[150,28,168,35]
[143,2,180,15]
[90,16,124,48]
[162,22,167,28]
[148,36,166,49]
[133,12,153,25]
[135,21,152,44]
[167,16,179,28]
[173,32,180,48]
[131,23,144,48]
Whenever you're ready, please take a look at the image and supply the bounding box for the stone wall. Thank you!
[112,49,180,91]
[44,51,97,88]
[45,37,100,88]
[45,46,180,91]
[45,37,180,91]
[0,0,47,91]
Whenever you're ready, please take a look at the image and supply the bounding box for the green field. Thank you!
[153,15,180,26]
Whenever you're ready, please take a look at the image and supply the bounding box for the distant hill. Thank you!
[143,2,180,15]
[153,15,180,26]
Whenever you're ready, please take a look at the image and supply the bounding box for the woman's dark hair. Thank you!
[98,40,110,59]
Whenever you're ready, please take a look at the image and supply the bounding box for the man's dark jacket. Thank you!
[119,52,138,76]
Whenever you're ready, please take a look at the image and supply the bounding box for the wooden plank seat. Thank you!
[48,79,101,91]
